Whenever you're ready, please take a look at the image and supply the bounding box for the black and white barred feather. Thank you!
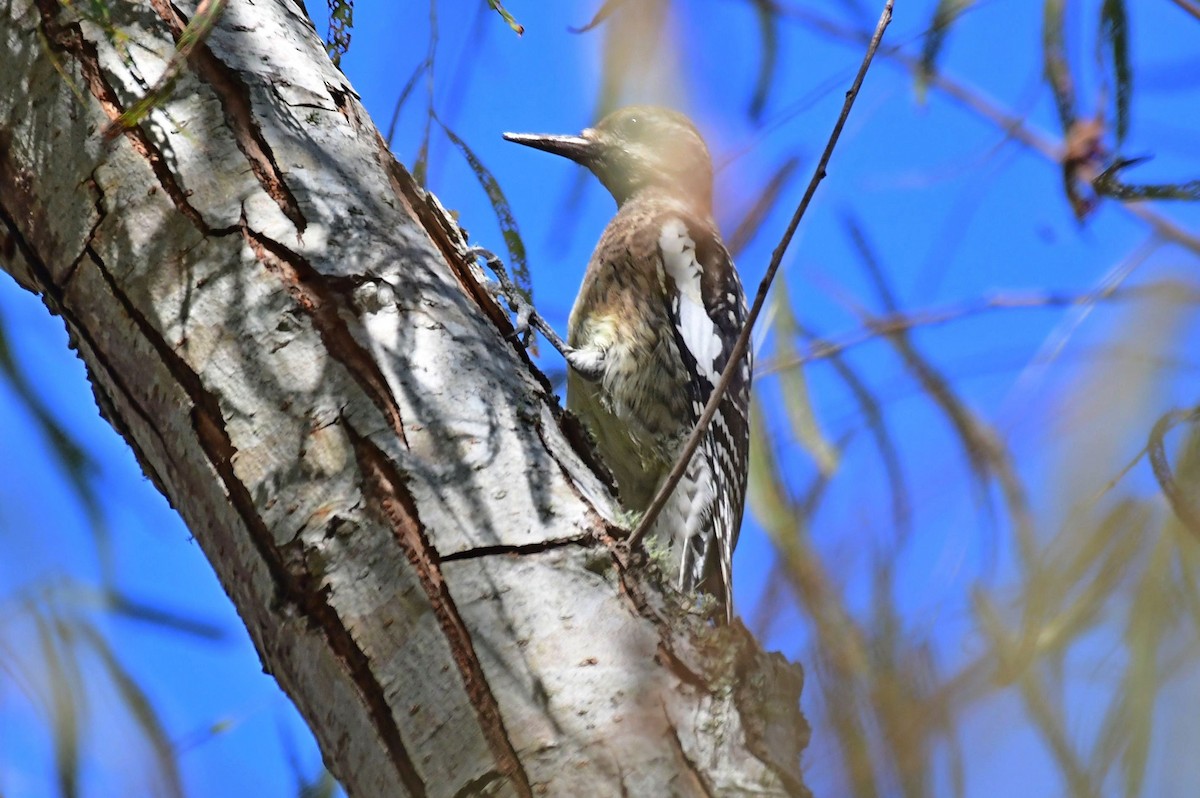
[656,215,752,617]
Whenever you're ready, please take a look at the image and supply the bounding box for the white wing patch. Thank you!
[658,218,723,380]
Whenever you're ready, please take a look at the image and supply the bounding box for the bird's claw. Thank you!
[468,246,576,358]
[468,247,607,382]
[470,247,535,344]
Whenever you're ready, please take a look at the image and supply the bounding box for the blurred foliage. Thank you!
[440,121,533,301]
[529,1,1200,795]
[1099,0,1132,145]
[394,1,534,307]
[324,0,353,66]
[917,0,975,99]
[0,580,212,798]
[4,0,1200,796]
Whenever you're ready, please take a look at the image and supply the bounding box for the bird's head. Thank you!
[505,105,714,211]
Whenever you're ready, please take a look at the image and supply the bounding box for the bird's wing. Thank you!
[656,214,752,612]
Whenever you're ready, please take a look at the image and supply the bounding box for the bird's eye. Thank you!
[621,115,648,140]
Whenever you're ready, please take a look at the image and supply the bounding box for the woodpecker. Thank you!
[504,106,752,620]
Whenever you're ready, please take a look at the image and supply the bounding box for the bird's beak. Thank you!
[503,131,596,165]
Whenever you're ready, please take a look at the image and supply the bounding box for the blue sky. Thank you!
[2,1,1199,796]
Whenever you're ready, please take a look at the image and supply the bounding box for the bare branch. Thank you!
[759,281,1200,374]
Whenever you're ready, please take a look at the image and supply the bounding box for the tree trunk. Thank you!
[0,0,809,795]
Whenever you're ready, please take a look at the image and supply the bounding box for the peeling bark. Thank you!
[0,0,810,795]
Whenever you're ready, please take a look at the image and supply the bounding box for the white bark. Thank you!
[0,0,809,795]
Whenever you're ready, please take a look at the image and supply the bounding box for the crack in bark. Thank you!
[655,642,708,691]
[381,157,514,343]
[190,420,429,798]
[450,769,503,798]
[0,154,174,493]
[532,403,617,509]
[33,0,216,234]
[327,84,359,126]
[373,135,629,535]
[439,535,593,563]
[345,421,534,798]
[375,148,574,418]
[662,703,717,798]
[0,157,46,288]
[149,0,306,233]
[240,217,409,447]
[77,247,177,494]
[57,171,109,289]
[78,251,428,797]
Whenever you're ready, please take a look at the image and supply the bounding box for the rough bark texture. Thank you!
[0,0,810,795]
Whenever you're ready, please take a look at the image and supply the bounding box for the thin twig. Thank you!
[625,0,895,551]
[758,281,1199,375]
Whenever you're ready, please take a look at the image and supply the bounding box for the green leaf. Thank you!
[486,0,524,35]
[325,0,354,67]
[772,278,839,477]
[917,0,974,101]
[1100,0,1132,144]
[440,122,532,301]
[1041,0,1076,133]
[747,0,779,120]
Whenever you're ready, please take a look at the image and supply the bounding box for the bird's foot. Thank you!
[469,247,564,350]
[467,246,605,382]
